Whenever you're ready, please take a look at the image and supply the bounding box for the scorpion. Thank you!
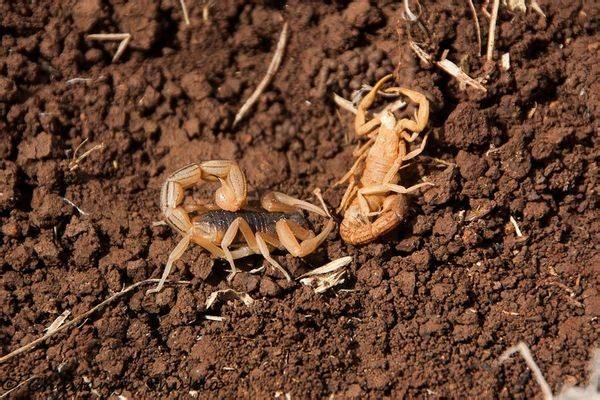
[148,160,335,294]
[336,74,433,244]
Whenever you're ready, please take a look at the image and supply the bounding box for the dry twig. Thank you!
[86,33,131,63]
[499,342,600,400]
[179,0,190,25]
[437,58,487,92]
[409,41,433,65]
[486,0,500,62]
[402,0,420,21]
[233,22,289,127]
[62,197,89,216]
[408,42,486,92]
[467,0,483,56]
[0,279,190,364]
[509,215,524,237]
[530,1,546,18]
[501,52,511,70]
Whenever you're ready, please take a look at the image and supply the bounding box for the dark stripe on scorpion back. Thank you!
[196,210,307,234]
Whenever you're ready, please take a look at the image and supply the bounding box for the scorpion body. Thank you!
[337,74,432,244]
[193,210,307,243]
[148,160,334,294]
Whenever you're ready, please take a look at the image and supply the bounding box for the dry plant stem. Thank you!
[486,0,500,62]
[233,22,289,126]
[202,2,211,22]
[437,58,487,92]
[409,41,433,65]
[86,33,131,63]
[509,215,524,237]
[0,377,35,399]
[179,0,190,25]
[0,279,190,365]
[403,0,419,21]
[502,53,511,70]
[69,141,104,171]
[205,289,254,309]
[531,1,546,18]
[499,342,553,400]
[467,0,482,56]
[44,310,70,334]
[62,197,88,215]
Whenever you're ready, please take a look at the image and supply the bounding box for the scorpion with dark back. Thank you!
[148,160,335,294]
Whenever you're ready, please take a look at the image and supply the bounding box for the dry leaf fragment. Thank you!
[205,289,254,309]
[299,256,352,293]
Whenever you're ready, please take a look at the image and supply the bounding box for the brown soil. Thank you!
[1,0,598,398]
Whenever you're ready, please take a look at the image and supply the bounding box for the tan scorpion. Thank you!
[336,74,433,244]
[148,160,335,294]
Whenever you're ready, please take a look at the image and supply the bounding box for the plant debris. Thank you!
[233,22,289,127]
[205,289,255,309]
[85,33,132,63]
[498,342,600,400]
[298,256,352,293]
[0,279,190,365]
[486,0,501,62]
[68,138,104,171]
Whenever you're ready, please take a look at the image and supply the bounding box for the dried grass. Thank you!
[86,33,131,63]
[0,279,190,364]
[437,58,487,92]
[499,342,600,400]
[509,215,524,237]
[62,197,88,216]
[233,22,289,127]
[179,0,190,25]
[467,0,482,56]
[68,138,104,171]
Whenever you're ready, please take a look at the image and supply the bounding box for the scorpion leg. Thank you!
[335,144,370,187]
[276,218,335,257]
[147,234,191,294]
[220,217,259,281]
[355,74,395,137]
[255,233,292,281]
[358,181,434,198]
[337,180,358,214]
[147,234,226,294]
[262,191,335,258]
[382,132,430,184]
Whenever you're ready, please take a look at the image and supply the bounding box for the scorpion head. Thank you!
[380,108,397,131]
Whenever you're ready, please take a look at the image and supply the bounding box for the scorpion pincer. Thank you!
[148,160,335,294]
